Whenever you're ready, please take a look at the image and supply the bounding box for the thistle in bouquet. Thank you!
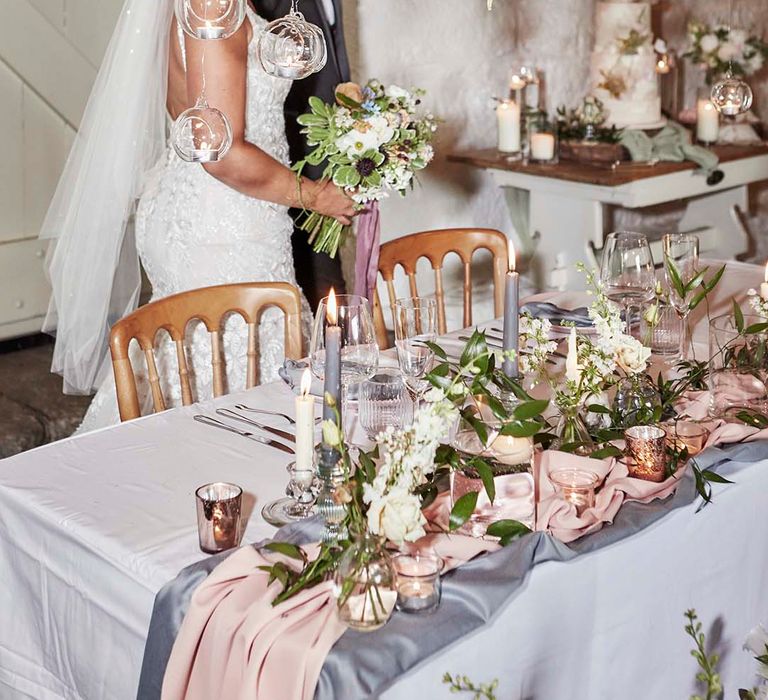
[293,80,437,260]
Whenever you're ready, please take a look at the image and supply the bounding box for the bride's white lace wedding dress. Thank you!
[79,6,309,432]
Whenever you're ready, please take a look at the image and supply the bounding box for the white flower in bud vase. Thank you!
[643,302,659,327]
[614,337,652,375]
[321,419,342,448]
[367,490,426,545]
[700,33,720,53]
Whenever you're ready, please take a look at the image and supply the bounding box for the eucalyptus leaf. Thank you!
[449,491,479,531]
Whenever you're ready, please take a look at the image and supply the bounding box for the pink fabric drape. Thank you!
[353,201,381,301]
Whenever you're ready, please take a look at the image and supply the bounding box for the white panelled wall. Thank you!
[0,0,122,340]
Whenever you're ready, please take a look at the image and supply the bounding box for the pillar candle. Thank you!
[497,100,521,154]
[322,289,342,431]
[565,327,580,383]
[696,99,719,144]
[761,262,768,301]
[531,132,555,161]
[295,369,315,471]
[502,244,519,378]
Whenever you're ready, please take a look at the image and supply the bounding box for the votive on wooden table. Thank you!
[664,420,708,457]
[624,425,667,482]
[549,469,599,516]
[195,482,243,554]
[392,553,444,614]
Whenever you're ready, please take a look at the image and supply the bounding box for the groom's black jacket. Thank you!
[249,0,351,307]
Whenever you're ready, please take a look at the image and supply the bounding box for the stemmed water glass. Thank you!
[600,232,656,336]
[663,233,699,360]
[310,294,379,436]
[394,297,438,399]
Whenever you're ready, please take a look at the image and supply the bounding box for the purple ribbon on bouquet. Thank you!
[353,201,381,302]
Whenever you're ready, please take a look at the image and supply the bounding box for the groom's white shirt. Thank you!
[319,0,335,25]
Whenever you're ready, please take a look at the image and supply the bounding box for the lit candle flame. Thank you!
[508,244,516,273]
[300,368,312,396]
[326,288,338,325]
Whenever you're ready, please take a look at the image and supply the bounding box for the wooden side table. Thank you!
[449,145,768,290]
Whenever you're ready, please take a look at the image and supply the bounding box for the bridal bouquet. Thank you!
[294,79,437,264]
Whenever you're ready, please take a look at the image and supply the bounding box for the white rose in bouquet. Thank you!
[614,337,652,375]
[700,33,720,53]
[717,42,740,62]
[367,490,426,545]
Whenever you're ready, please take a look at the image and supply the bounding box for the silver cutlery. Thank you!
[215,408,296,443]
[193,414,295,455]
[233,405,322,425]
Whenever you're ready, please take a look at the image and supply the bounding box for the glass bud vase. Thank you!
[333,532,397,632]
[553,405,593,456]
[612,374,662,427]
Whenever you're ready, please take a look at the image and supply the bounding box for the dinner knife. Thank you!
[215,408,296,443]
[193,414,295,455]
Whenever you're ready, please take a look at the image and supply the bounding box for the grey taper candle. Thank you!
[502,247,520,378]
[322,290,342,432]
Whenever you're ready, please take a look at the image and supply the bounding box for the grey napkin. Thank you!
[521,302,593,327]
[620,121,719,174]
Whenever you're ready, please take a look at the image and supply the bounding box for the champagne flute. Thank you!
[600,232,656,336]
[394,297,437,399]
[310,294,379,437]
[663,233,699,360]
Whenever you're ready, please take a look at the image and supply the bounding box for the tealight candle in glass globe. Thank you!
[258,11,327,80]
[710,74,753,116]
[172,97,233,163]
[175,0,246,40]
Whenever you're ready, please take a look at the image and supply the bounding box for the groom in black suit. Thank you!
[250,0,350,310]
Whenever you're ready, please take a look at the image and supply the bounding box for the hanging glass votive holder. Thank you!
[175,0,246,41]
[710,73,753,117]
[172,97,233,163]
[527,115,559,164]
[258,9,327,80]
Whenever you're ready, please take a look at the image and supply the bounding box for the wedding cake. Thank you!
[590,1,662,129]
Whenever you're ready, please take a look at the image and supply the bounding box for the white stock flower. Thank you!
[366,490,426,545]
[700,33,720,53]
[614,336,652,374]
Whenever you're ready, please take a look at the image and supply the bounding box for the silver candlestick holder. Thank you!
[314,443,348,545]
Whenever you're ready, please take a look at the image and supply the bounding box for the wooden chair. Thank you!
[372,228,509,348]
[109,282,303,422]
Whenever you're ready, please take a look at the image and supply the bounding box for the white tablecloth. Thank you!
[1,260,766,700]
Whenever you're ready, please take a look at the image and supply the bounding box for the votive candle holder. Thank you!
[664,420,708,457]
[392,552,444,615]
[624,425,667,482]
[549,469,599,516]
[195,482,243,554]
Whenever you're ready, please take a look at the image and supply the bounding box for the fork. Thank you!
[234,405,322,425]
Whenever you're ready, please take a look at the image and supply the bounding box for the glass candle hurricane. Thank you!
[195,482,243,554]
[527,115,558,164]
[624,425,667,482]
[392,552,444,615]
[663,420,708,457]
[549,469,599,516]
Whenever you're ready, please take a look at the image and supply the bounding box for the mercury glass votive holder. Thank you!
[663,420,708,457]
[392,553,444,614]
[549,469,599,516]
[624,425,667,482]
[195,482,243,554]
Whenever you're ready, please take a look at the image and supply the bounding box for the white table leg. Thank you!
[677,186,751,259]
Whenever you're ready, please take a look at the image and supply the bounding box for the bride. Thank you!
[41,0,354,431]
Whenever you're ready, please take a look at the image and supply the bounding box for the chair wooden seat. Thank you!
[109,282,303,421]
[373,228,509,348]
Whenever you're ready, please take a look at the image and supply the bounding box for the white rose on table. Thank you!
[614,336,652,375]
[700,33,720,53]
[366,489,426,545]
[717,42,740,62]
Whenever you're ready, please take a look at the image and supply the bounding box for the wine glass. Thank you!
[394,297,437,399]
[663,233,699,360]
[600,232,656,336]
[310,294,379,436]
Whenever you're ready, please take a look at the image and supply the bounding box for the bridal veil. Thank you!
[40,0,174,394]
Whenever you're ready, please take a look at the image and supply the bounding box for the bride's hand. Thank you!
[306,180,356,226]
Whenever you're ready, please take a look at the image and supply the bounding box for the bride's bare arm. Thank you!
[181,24,355,225]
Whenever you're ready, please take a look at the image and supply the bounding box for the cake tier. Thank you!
[600,96,662,129]
[594,1,652,51]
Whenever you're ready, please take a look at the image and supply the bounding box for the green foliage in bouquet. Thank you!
[293,80,437,258]
[685,21,768,83]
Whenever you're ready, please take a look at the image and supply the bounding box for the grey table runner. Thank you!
[137,440,768,700]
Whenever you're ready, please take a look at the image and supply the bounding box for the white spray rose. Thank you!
[700,33,720,53]
[366,490,426,545]
[717,42,740,62]
[614,336,652,374]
